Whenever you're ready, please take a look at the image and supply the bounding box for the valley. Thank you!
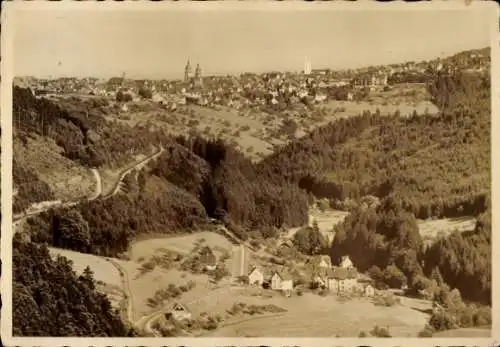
[11,45,491,339]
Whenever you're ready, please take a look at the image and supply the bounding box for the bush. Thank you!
[370,325,391,337]
[429,311,457,332]
[418,326,434,337]
[373,294,400,307]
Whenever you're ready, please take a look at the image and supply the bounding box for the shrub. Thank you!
[370,325,391,337]
[418,326,434,337]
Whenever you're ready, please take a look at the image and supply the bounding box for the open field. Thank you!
[418,216,477,245]
[128,231,234,261]
[431,327,491,337]
[308,209,349,244]
[117,260,220,321]
[201,291,430,337]
[48,247,122,287]
[14,134,95,201]
[366,83,435,105]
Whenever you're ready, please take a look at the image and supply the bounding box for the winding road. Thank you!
[12,146,164,224]
[12,147,165,327]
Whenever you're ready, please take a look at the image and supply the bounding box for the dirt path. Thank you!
[107,258,134,325]
[89,168,102,200]
[103,146,164,199]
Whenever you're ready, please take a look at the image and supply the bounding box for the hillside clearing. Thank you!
[48,247,122,287]
[14,134,94,201]
[128,231,234,262]
[418,216,476,245]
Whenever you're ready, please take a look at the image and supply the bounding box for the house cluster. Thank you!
[309,255,375,297]
[21,49,488,114]
[351,72,388,89]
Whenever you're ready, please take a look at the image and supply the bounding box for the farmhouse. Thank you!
[326,267,358,294]
[340,255,354,269]
[166,302,191,322]
[270,270,294,292]
[248,266,265,286]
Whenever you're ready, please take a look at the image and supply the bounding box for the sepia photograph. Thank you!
[1,1,497,345]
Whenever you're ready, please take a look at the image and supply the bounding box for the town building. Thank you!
[184,59,203,89]
[304,58,312,75]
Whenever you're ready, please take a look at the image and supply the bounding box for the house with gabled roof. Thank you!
[270,270,294,292]
[166,302,191,321]
[340,255,354,269]
[326,267,358,294]
[248,266,265,286]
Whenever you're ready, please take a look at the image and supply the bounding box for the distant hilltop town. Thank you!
[14,47,489,112]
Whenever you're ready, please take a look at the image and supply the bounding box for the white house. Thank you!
[270,271,294,292]
[364,284,375,297]
[168,302,191,321]
[340,255,354,269]
[248,267,265,286]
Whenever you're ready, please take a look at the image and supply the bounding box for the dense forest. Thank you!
[259,70,490,220]
[12,234,135,336]
[329,197,491,305]
[13,86,165,168]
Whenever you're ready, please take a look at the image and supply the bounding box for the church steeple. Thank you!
[184,59,193,81]
[195,63,202,79]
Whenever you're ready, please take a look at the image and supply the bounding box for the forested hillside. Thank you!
[325,69,491,306]
[12,234,135,336]
[13,86,165,168]
[259,70,490,220]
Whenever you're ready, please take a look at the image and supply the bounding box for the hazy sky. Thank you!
[11,6,493,79]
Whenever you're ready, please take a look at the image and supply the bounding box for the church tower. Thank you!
[184,59,193,82]
[194,63,203,87]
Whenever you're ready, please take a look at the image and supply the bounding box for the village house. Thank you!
[270,270,294,293]
[326,267,358,294]
[364,284,375,297]
[340,255,354,269]
[166,302,191,322]
[248,266,265,286]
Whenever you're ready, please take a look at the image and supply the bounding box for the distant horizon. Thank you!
[11,6,493,80]
[13,45,490,82]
